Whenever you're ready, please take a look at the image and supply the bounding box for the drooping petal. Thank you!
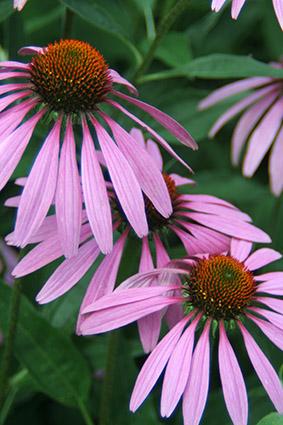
[256,296,283,315]
[76,230,128,334]
[146,139,163,171]
[100,112,172,218]
[90,115,148,238]
[170,173,195,187]
[231,0,246,18]
[13,118,61,247]
[231,92,278,166]
[239,323,283,413]
[107,99,192,171]
[245,248,281,271]
[161,315,200,417]
[55,117,82,258]
[109,69,138,95]
[250,307,283,330]
[81,117,112,254]
[0,108,45,191]
[219,321,248,425]
[112,90,197,150]
[273,0,283,30]
[183,320,211,425]
[129,128,145,148]
[181,201,251,222]
[36,239,100,304]
[257,279,283,296]
[13,0,28,11]
[18,46,44,55]
[269,126,283,196]
[0,61,30,70]
[230,238,253,262]
[247,314,283,351]
[243,97,283,177]
[130,316,191,412]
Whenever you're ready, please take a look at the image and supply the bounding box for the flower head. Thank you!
[211,0,283,30]
[0,39,197,257]
[199,68,283,196]
[7,130,271,353]
[80,239,283,425]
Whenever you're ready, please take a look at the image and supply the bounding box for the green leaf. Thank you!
[0,0,13,23]
[156,32,192,67]
[256,413,283,425]
[139,54,283,83]
[0,283,91,407]
[60,0,142,65]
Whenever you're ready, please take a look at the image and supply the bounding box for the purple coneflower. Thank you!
[0,39,197,257]
[199,67,283,196]
[80,239,283,425]
[211,0,283,30]
[7,130,270,352]
[13,0,27,11]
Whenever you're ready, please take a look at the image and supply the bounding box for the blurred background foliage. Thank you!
[0,0,282,424]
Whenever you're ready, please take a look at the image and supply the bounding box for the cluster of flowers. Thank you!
[0,23,282,425]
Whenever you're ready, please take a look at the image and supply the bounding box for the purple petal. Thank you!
[161,315,200,417]
[109,69,138,95]
[154,234,170,267]
[90,115,148,238]
[273,0,283,30]
[247,314,283,351]
[256,296,283,315]
[219,321,248,425]
[183,320,211,425]
[36,239,100,304]
[13,118,61,246]
[170,173,195,187]
[239,322,283,413]
[230,238,253,262]
[81,117,112,254]
[269,126,283,196]
[250,307,283,331]
[257,280,283,296]
[18,46,44,55]
[55,117,82,258]
[146,139,163,171]
[245,248,281,271]
[129,128,145,148]
[112,90,198,149]
[0,61,30,70]
[231,0,246,18]
[130,316,191,412]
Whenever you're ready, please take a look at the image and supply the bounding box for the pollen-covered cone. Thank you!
[80,239,283,425]
[6,130,271,355]
[199,60,283,197]
[0,39,197,258]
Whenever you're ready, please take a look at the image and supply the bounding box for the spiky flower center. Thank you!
[145,174,177,231]
[30,39,111,113]
[185,255,256,320]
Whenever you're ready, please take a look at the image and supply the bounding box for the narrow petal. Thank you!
[230,238,253,262]
[183,320,211,425]
[90,115,148,238]
[154,234,170,267]
[0,61,30,70]
[146,139,163,171]
[112,90,198,150]
[256,297,283,315]
[181,194,236,209]
[36,239,100,304]
[107,99,192,171]
[273,0,283,30]
[130,316,191,412]
[170,173,195,187]
[55,117,82,258]
[199,77,272,110]
[239,323,283,413]
[269,126,283,196]
[109,69,138,95]
[231,0,246,18]
[101,112,172,218]
[161,315,200,417]
[219,321,248,425]
[231,92,278,166]
[129,128,145,148]
[0,109,45,190]
[0,98,38,139]
[243,97,283,177]
[81,117,112,254]
[182,202,251,222]
[255,271,283,281]
[257,280,283,296]
[76,230,128,334]
[211,0,227,12]
[0,71,30,80]
[209,85,279,137]
[247,314,283,351]
[18,46,44,55]
[245,248,281,271]
[13,118,61,246]
[250,307,283,330]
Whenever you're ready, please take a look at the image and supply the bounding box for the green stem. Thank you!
[132,0,190,82]
[62,7,74,39]
[99,332,119,425]
[0,280,22,408]
[78,399,96,425]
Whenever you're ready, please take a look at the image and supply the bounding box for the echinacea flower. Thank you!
[80,239,283,425]
[211,0,283,30]
[6,130,271,352]
[199,68,283,196]
[13,0,27,11]
[0,39,197,257]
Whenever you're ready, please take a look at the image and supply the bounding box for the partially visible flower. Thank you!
[199,69,283,196]
[80,239,283,425]
[211,0,283,30]
[14,0,27,11]
[0,240,17,284]
[6,130,271,352]
[0,39,196,258]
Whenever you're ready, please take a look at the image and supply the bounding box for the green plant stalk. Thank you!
[0,279,22,409]
[99,331,120,425]
[132,0,190,82]
[78,398,96,425]
[62,7,74,38]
